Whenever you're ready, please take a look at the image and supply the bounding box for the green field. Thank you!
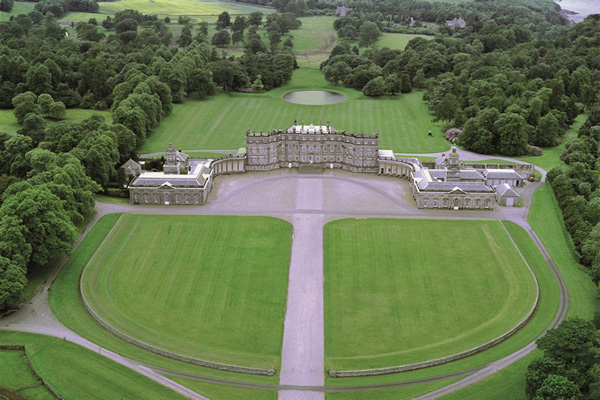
[292,17,338,68]
[98,0,274,18]
[444,182,600,398]
[324,219,538,371]
[0,108,112,136]
[0,331,186,399]
[210,16,338,68]
[377,33,433,50]
[0,2,35,21]
[0,349,55,399]
[442,352,533,400]
[326,377,462,399]
[81,214,292,368]
[529,184,599,318]
[49,214,281,386]
[142,68,445,154]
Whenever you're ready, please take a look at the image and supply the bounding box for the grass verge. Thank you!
[169,376,278,400]
[0,331,186,399]
[528,183,599,318]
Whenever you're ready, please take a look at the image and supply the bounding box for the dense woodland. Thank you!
[0,2,297,309]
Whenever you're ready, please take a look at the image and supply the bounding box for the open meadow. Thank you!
[324,219,538,371]
[141,68,446,154]
[81,214,292,369]
[98,0,274,18]
[0,108,112,136]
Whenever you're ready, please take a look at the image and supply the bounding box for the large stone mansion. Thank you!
[127,122,533,210]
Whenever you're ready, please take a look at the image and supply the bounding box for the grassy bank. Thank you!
[0,331,186,399]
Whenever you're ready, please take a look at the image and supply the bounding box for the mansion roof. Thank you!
[413,168,493,193]
[129,163,211,188]
[483,169,524,180]
[495,183,520,197]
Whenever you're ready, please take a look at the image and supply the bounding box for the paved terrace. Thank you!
[1,148,569,400]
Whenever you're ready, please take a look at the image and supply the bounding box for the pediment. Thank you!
[448,186,467,194]
[158,182,175,189]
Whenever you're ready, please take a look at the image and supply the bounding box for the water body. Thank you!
[555,0,600,23]
[283,90,346,106]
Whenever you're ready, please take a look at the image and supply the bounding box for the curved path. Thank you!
[1,148,569,400]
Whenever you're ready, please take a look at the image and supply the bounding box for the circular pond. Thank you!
[283,90,346,105]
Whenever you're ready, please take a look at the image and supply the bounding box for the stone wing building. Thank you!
[128,144,213,205]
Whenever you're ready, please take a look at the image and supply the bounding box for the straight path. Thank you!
[279,178,325,400]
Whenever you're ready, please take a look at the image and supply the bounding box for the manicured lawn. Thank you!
[169,376,278,400]
[0,108,112,136]
[442,352,534,400]
[0,331,186,399]
[142,68,445,154]
[529,183,599,318]
[377,33,433,50]
[48,214,281,385]
[0,2,35,21]
[324,219,557,387]
[324,219,538,371]
[81,214,292,368]
[98,0,274,17]
[326,377,462,399]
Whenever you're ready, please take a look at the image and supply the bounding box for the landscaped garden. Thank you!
[141,68,446,155]
[81,214,292,369]
[324,219,539,371]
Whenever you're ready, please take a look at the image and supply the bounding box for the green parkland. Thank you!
[324,219,539,371]
[81,214,292,369]
[141,68,447,155]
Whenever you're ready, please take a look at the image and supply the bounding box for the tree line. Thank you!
[0,6,297,309]
[319,1,600,157]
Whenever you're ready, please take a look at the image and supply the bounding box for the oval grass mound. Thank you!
[324,219,538,371]
[81,214,292,369]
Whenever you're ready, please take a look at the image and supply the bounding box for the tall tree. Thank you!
[0,185,77,270]
[358,22,381,47]
[495,112,528,156]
